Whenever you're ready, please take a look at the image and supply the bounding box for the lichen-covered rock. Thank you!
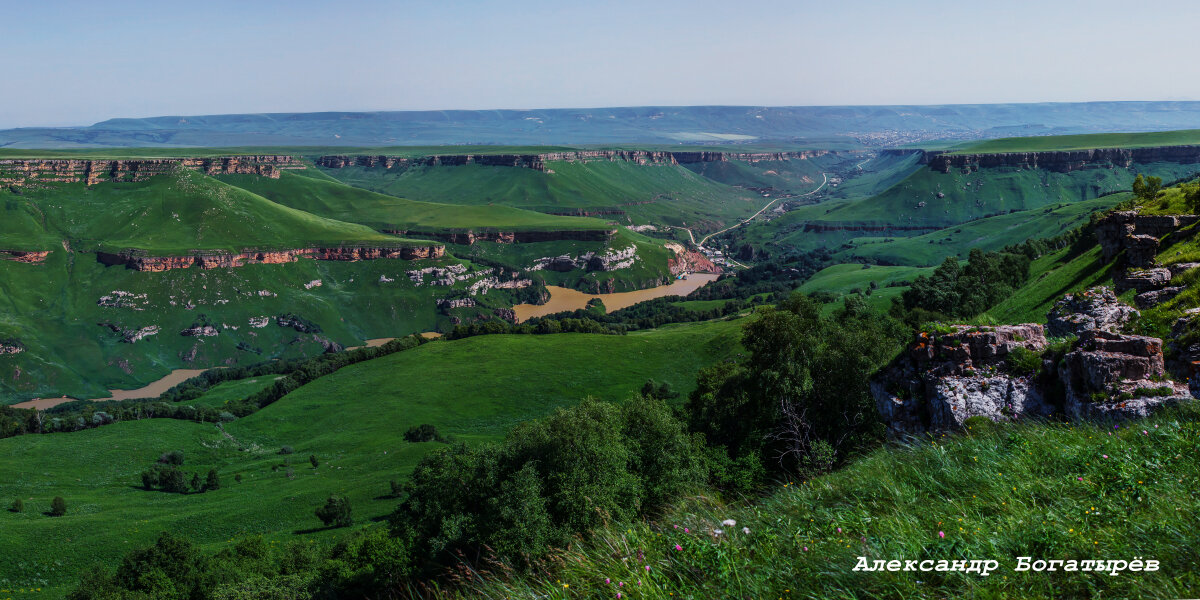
[1061,329,1189,419]
[1046,287,1137,337]
[871,324,1049,435]
[180,325,218,337]
[1113,268,1172,294]
[927,374,1053,429]
[1135,286,1184,309]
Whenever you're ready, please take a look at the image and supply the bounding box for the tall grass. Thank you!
[455,406,1200,599]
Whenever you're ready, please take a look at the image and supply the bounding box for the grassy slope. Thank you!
[989,246,1113,325]
[0,249,520,401]
[0,318,745,597]
[314,160,765,229]
[467,409,1200,599]
[955,129,1200,153]
[799,263,934,312]
[0,169,417,254]
[839,195,1126,267]
[218,170,612,233]
[809,161,1199,229]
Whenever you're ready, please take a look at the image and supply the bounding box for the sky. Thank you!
[3,0,1200,128]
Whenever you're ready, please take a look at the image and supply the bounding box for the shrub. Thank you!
[309,454,319,468]
[403,424,444,443]
[9,498,23,513]
[205,469,220,491]
[50,496,66,516]
[1006,346,1042,375]
[158,450,184,465]
[315,495,353,528]
[279,446,294,455]
[963,415,998,434]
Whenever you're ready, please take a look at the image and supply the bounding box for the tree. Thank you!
[309,455,320,469]
[50,496,67,516]
[190,473,202,493]
[315,495,353,528]
[1132,173,1162,202]
[1185,183,1200,214]
[205,469,220,491]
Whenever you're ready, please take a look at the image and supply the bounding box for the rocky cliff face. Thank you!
[871,324,1053,435]
[0,155,304,187]
[316,150,841,173]
[922,145,1200,174]
[96,245,444,272]
[384,228,616,245]
[0,250,50,263]
[872,287,1194,435]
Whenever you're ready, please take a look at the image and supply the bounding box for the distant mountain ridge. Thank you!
[6,102,1200,149]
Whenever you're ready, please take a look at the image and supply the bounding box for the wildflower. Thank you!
[675,544,683,551]
[836,527,842,533]
[619,581,625,587]
[713,529,723,536]
[803,546,808,552]
[1102,454,1108,459]
[938,531,945,539]
[684,528,689,533]
[722,519,736,527]
[645,565,651,572]
[606,578,611,584]
[1143,430,1149,435]
[617,594,622,599]
[673,524,679,529]
[745,527,753,535]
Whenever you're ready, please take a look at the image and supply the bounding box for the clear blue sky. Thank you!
[3,0,1198,128]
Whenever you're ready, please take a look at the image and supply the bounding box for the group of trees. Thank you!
[68,291,910,599]
[139,452,220,494]
[899,248,1030,321]
[1,336,431,443]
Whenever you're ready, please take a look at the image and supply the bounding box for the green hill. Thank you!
[218,169,614,233]
[0,168,417,254]
[312,159,766,229]
[955,129,1200,153]
[0,318,743,596]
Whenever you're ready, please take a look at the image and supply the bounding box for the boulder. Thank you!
[927,374,1053,430]
[1135,286,1184,309]
[1046,287,1137,337]
[1124,234,1160,268]
[871,324,1049,435]
[1113,268,1172,294]
[1061,329,1189,420]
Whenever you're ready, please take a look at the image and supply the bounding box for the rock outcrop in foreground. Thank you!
[872,324,1053,435]
[872,287,1193,436]
[96,245,444,272]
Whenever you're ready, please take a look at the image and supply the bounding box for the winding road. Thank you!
[698,172,828,247]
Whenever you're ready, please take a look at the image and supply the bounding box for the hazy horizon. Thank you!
[5,0,1200,129]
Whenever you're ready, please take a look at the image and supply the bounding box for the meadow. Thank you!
[463,407,1200,599]
[0,318,744,597]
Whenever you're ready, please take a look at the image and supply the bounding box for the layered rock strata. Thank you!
[923,145,1200,174]
[96,245,444,272]
[316,150,839,173]
[871,324,1052,435]
[0,156,304,187]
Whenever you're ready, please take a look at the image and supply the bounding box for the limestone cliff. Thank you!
[384,228,616,245]
[96,244,444,272]
[316,150,843,173]
[0,155,304,187]
[922,145,1200,174]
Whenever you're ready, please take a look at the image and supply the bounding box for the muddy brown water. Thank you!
[512,273,720,323]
